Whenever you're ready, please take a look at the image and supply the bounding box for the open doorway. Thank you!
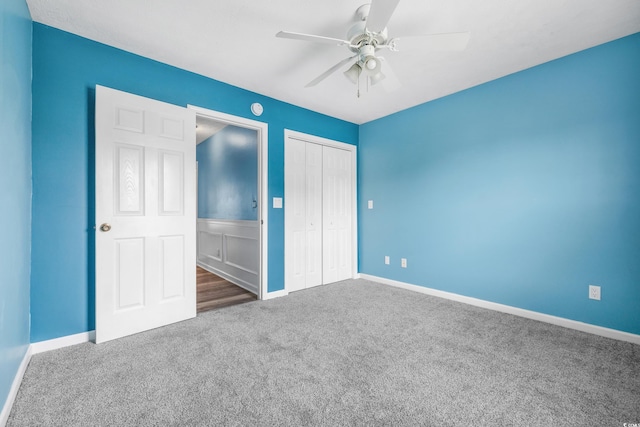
[191,106,268,312]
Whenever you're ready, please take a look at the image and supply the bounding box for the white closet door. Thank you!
[285,132,355,292]
[305,143,323,287]
[285,140,324,290]
[322,145,352,284]
[284,138,307,292]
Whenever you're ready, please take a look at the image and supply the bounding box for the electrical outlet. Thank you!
[401,258,407,268]
[384,256,390,265]
[589,285,601,301]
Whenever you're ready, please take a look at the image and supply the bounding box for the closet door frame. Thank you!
[284,129,358,292]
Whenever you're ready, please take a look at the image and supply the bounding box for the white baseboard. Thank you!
[30,331,95,355]
[0,346,31,427]
[360,274,640,345]
[262,289,289,300]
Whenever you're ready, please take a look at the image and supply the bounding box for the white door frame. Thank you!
[188,105,268,300]
[284,129,358,291]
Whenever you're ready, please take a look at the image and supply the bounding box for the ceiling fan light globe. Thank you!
[370,71,386,85]
[344,63,362,84]
[361,55,381,74]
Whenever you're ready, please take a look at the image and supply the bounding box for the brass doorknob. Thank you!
[100,223,111,232]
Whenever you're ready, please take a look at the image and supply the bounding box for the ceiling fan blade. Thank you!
[276,31,351,46]
[306,55,358,87]
[391,32,470,52]
[365,0,401,33]
[377,57,401,92]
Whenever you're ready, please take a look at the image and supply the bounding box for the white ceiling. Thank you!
[26,0,640,124]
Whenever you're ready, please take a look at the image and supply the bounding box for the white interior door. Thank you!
[322,145,352,284]
[95,85,196,344]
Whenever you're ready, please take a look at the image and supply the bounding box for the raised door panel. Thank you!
[115,107,144,133]
[115,237,145,310]
[159,116,185,140]
[292,231,305,279]
[158,150,184,215]
[115,144,145,216]
[159,235,185,300]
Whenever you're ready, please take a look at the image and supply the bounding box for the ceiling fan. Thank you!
[276,0,470,95]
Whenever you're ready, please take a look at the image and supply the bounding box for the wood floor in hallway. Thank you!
[197,266,257,313]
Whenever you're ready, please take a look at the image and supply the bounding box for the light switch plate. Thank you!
[273,197,283,209]
[368,200,374,209]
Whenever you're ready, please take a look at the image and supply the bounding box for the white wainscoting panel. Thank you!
[197,219,259,295]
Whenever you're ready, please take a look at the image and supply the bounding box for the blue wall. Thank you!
[30,24,358,342]
[0,0,31,408]
[359,33,640,335]
[28,22,640,341]
[197,125,258,220]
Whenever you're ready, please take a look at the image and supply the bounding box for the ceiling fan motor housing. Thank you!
[347,5,389,51]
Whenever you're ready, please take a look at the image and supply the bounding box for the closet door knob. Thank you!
[100,223,111,232]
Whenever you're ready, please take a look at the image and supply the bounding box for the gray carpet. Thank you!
[8,279,640,426]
